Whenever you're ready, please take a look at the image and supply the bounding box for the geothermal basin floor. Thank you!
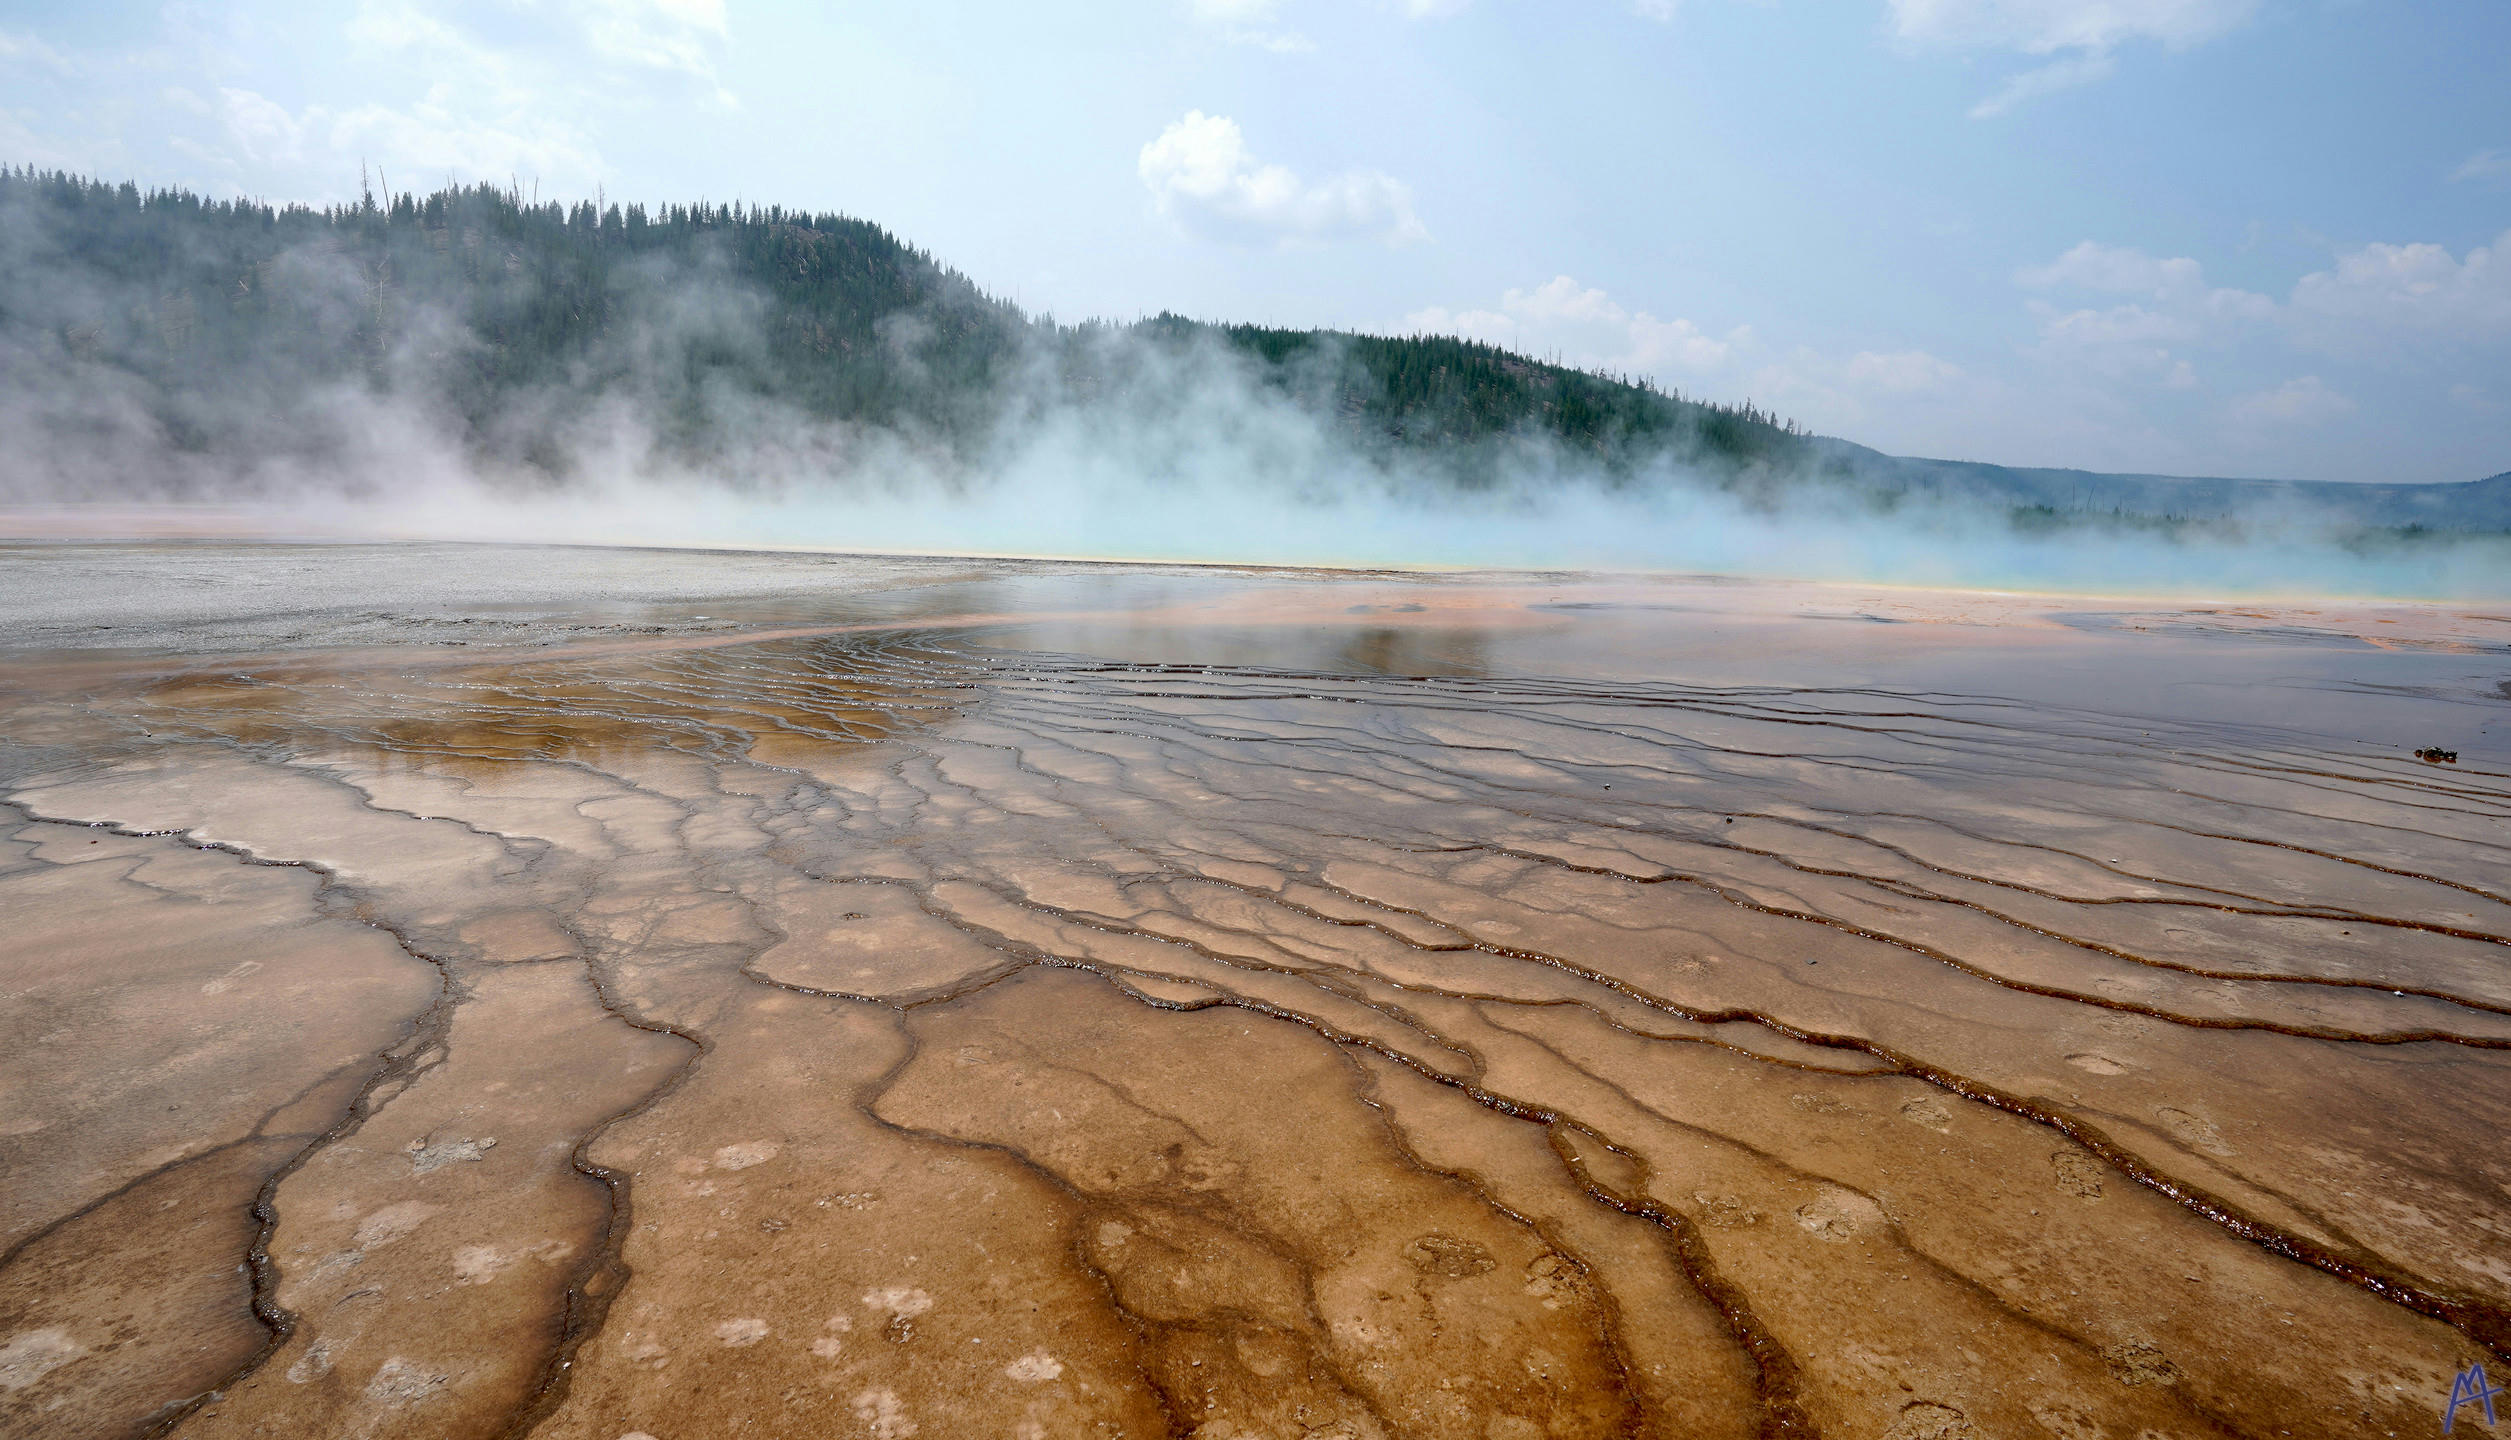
[3,542,2510,1440]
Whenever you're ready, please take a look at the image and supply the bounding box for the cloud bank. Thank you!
[1140,112,1427,248]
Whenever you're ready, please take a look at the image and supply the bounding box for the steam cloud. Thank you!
[2,173,2504,600]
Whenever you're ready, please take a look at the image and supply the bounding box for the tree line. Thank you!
[0,166,1814,486]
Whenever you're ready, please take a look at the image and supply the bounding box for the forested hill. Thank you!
[0,168,1808,490]
[2,166,2502,534]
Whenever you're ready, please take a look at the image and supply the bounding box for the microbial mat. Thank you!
[3,542,2508,1440]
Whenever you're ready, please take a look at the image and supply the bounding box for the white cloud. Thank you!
[2026,234,2511,349]
[2006,229,2509,467]
[2288,230,2511,343]
[1746,345,1972,432]
[1139,111,1425,247]
[210,3,620,190]
[349,0,734,111]
[0,105,85,171]
[1405,276,1973,440]
[0,28,72,71]
[208,84,605,188]
[345,102,604,186]
[2227,375,2353,427]
[1842,349,1966,394]
[1405,276,1735,375]
[1184,0,1314,52]
[2021,240,2202,296]
[571,0,735,99]
[1228,29,1318,52]
[1888,0,2260,116]
[2035,302,2189,347]
[1967,52,2112,118]
[177,0,739,193]
[2450,149,2509,184]
[347,0,468,53]
[635,0,727,31]
[218,87,314,168]
[1887,0,2258,54]
[1187,0,1662,41]
[2018,241,2271,381]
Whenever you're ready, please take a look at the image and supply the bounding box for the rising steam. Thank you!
[1,170,2504,599]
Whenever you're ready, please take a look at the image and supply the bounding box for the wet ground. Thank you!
[3,541,2509,1440]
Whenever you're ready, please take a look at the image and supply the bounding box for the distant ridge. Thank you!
[1806,444,2511,533]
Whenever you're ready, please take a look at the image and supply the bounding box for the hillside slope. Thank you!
[2,167,2500,533]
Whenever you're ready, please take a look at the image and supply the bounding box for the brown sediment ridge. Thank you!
[3,553,2509,1440]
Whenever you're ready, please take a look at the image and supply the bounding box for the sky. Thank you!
[1,0,2505,485]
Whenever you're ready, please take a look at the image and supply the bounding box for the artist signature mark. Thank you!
[2447,1364,2503,1433]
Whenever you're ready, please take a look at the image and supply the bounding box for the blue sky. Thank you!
[2,0,2505,483]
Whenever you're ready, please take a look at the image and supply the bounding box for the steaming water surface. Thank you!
[3,543,2509,1440]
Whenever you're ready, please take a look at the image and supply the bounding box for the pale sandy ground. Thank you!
[3,539,2508,1440]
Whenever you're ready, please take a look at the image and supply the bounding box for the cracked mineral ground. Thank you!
[3,541,2509,1440]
